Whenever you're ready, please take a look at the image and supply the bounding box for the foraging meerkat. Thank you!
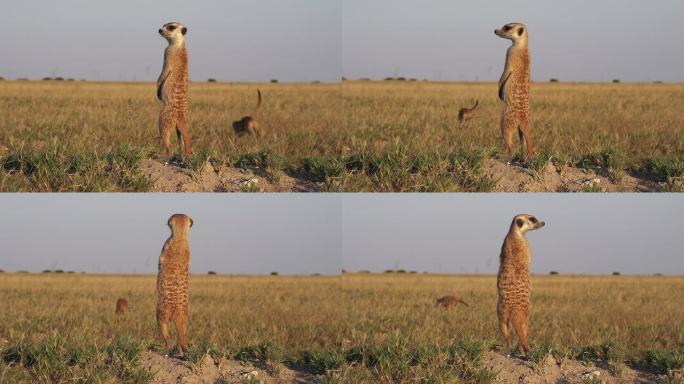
[458,100,479,124]
[435,295,469,308]
[157,22,192,160]
[497,214,545,355]
[495,22,534,160]
[157,213,193,355]
[115,298,129,315]
[233,89,263,137]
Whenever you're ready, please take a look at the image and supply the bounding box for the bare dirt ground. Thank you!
[484,351,673,384]
[482,159,663,192]
[140,159,322,192]
[141,351,321,384]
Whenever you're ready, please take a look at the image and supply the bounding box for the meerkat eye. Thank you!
[502,25,512,32]
[517,27,524,36]
[529,217,537,223]
[167,25,176,31]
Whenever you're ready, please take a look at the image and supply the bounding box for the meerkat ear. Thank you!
[181,27,187,35]
[517,27,524,36]
[516,218,524,228]
[189,218,193,227]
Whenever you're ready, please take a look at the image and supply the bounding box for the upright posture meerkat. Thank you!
[157,213,193,355]
[495,22,534,160]
[157,22,192,160]
[115,298,129,315]
[233,89,263,137]
[458,100,479,124]
[497,214,545,355]
[435,295,469,308]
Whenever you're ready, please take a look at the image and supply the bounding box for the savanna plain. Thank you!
[1,80,683,192]
[1,272,683,383]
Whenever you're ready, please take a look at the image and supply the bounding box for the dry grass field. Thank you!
[341,81,684,191]
[0,80,342,192]
[1,80,683,191]
[1,272,683,383]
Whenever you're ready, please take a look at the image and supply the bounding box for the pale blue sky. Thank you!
[343,0,684,82]
[342,194,684,275]
[1,194,682,275]
[0,194,341,275]
[0,0,341,82]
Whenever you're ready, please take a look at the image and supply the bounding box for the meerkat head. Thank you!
[158,22,188,45]
[167,213,193,232]
[495,22,527,44]
[510,214,545,234]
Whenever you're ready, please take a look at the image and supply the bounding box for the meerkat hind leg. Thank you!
[159,320,173,351]
[174,317,189,355]
[498,309,512,351]
[176,119,192,159]
[159,115,174,160]
[510,310,529,355]
[521,122,534,160]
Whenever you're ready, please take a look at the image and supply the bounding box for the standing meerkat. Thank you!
[497,214,545,355]
[232,89,263,137]
[115,298,129,315]
[157,22,192,160]
[435,295,469,308]
[458,100,479,124]
[157,213,193,356]
[495,22,534,160]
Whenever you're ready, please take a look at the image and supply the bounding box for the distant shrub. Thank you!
[550,78,559,83]
[612,271,620,276]
[42,77,52,81]
[612,79,620,83]
[270,271,279,276]
[67,78,75,82]
[396,269,406,273]
[67,271,75,274]
[208,271,217,275]
[384,269,394,273]
[54,269,64,273]
[42,269,52,273]
[310,273,321,276]
[654,273,663,276]
[54,77,64,81]
[341,269,347,273]
[396,77,406,81]
[311,80,321,84]
[207,78,217,83]
[17,270,28,273]
[341,76,347,81]
[359,78,371,81]
[384,77,394,81]
[359,270,371,274]
[409,270,417,274]
[270,79,278,83]
[0,77,4,81]
[0,269,4,273]
[550,271,560,275]
[653,81,663,84]
[16,78,29,81]
[409,78,417,81]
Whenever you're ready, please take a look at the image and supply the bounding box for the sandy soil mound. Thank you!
[484,351,665,384]
[141,351,321,384]
[140,159,321,192]
[482,159,660,192]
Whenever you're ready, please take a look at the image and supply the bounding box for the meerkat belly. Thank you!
[498,265,530,308]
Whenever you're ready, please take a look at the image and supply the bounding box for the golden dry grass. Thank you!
[0,80,342,191]
[341,81,684,191]
[1,272,682,383]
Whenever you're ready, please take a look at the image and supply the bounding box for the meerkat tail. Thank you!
[460,300,469,307]
[471,100,479,110]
